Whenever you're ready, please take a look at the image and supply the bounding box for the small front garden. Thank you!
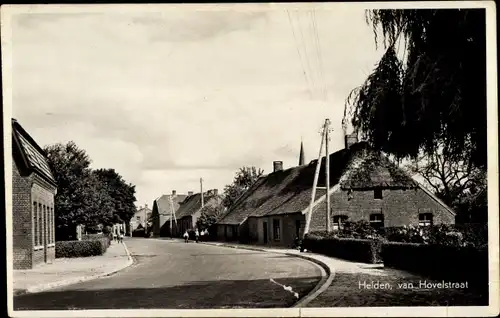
[302,221,488,293]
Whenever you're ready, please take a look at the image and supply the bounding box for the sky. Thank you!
[8,4,384,207]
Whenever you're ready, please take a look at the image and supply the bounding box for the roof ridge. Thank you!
[12,119,49,157]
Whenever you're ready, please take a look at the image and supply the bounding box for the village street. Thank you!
[14,238,322,310]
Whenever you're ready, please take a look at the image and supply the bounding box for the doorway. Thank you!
[263,222,268,244]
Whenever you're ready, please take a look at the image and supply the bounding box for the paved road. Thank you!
[14,238,322,310]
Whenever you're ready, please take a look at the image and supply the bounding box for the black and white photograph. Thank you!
[2,2,498,317]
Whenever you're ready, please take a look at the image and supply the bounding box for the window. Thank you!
[38,203,42,246]
[33,202,37,247]
[273,219,280,241]
[136,216,141,222]
[42,205,46,245]
[333,215,348,230]
[374,189,383,199]
[51,207,55,244]
[419,213,433,227]
[52,207,55,243]
[50,207,53,244]
[369,213,384,229]
[47,206,50,244]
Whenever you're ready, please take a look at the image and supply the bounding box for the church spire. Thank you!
[299,139,305,166]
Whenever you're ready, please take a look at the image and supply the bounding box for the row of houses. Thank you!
[150,189,223,237]
[148,133,456,248]
[214,134,456,248]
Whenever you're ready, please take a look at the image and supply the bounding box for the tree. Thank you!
[93,169,137,225]
[44,142,114,239]
[222,166,264,209]
[403,143,487,223]
[195,204,226,232]
[344,9,486,170]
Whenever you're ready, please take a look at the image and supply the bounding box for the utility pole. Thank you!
[200,178,204,208]
[169,204,173,239]
[325,119,331,232]
[304,120,327,236]
[144,204,147,234]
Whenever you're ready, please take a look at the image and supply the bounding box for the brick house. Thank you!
[151,190,187,237]
[12,119,58,269]
[216,136,455,248]
[131,204,152,232]
[172,189,223,237]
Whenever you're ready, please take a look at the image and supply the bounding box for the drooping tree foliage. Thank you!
[344,9,487,169]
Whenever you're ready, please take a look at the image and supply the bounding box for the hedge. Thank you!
[383,223,488,248]
[56,239,109,258]
[382,242,489,291]
[82,233,112,248]
[302,233,383,264]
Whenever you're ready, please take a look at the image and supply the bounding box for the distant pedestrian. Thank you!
[195,229,200,243]
[119,231,124,243]
[200,229,205,242]
[113,232,117,242]
[183,231,189,243]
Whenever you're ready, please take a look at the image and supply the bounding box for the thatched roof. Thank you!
[175,191,223,219]
[217,142,418,225]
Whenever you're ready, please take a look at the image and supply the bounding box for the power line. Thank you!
[286,9,313,99]
[307,10,322,100]
[311,9,329,101]
[295,11,317,99]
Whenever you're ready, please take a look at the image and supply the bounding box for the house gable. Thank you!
[12,119,57,188]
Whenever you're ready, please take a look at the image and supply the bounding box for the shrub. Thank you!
[56,239,108,258]
[384,225,430,244]
[303,233,383,264]
[384,223,488,248]
[382,242,489,292]
[339,220,384,239]
[102,225,113,235]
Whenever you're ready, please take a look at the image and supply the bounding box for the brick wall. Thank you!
[247,217,259,242]
[31,175,56,266]
[12,157,57,270]
[309,187,455,232]
[12,160,33,270]
[254,214,304,248]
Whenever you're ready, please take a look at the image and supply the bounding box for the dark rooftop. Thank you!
[218,142,417,225]
[12,119,56,186]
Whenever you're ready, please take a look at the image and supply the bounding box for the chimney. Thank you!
[273,161,283,172]
[345,132,358,149]
[213,189,218,196]
[172,190,176,196]
[188,191,194,196]
[145,203,148,209]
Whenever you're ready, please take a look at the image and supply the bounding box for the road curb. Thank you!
[15,242,134,296]
[200,242,334,307]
